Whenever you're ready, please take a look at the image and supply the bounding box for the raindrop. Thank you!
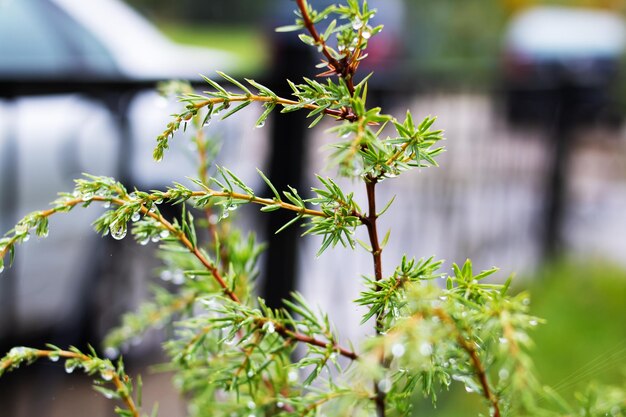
[160,230,170,239]
[100,371,113,381]
[82,192,94,202]
[391,343,405,358]
[129,192,137,200]
[22,234,30,242]
[110,222,127,240]
[352,18,364,30]
[151,236,160,243]
[499,337,508,345]
[247,401,256,410]
[498,368,510,380]
[104,347,119,359]
[362,31,371,39]
[277,401,285,408]
[103,201,111,209]
[49,353,60,362]
[65,361,77,374]
[529,319,538,326]
[203,118,212,127]
[103,391,114,399]
[155,198,163,205]
[149,205,157,213]
[172,270,185,285]
[15,224,28,236]
[131,212,141,222]
[160,270,173,281]
[377,378,392,393]
[288,370,298,382]
[264,322,276,334]
[465,386,474,393]
[522,298,530,306]
[247,370,255,378]
[139,238,150,246]
[419,342,433,356]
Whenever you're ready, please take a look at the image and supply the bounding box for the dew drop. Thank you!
[103,201,111,209]
[109,222,127,240]
[101,371,113,381]
[49,353,60,362]
[172,270,185,285]
[352,18,364,30]
[529,319,538,326]
[391,343,406,358]
[377,378,392,393]
[264,322,276,334]
[247,370,255,378]
[465,385,474,393]
[65,361,77,374]
[522,298,530,306]
[256,121,265,128]
[139,238,150,246]
[149,205,157,213]
[288,370,298,382]
[419,342,433,356]
[82,192,94,202]
[22,234,30,242]
[498,368,510,380]
[160,230,170,239]
[203,118,212,127]
[131,212,141,222]
[104,347,119,359]
[499,337,508,345]
[362,31,371,39]
[247,401,256,410]
[155,198,163,205]
[160,270,173,281]
[15,224,28,236]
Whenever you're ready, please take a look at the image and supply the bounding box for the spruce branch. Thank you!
[0,347,141,417]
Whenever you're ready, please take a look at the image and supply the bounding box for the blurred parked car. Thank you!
[0,0,241,347]
[501,6,626,126]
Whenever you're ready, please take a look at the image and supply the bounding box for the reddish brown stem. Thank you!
[362,177,386,417]
[295,0,356,96]
[433,309,501,417]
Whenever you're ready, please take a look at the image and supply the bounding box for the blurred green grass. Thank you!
[158,23,267,75]
[414,260,626,416]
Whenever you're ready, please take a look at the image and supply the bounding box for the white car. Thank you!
[0,0,241,345]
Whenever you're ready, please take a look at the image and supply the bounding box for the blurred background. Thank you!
[1,0,625,415]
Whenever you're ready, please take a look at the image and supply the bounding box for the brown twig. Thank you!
[433,309,502,417]
[1,349,140,417]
